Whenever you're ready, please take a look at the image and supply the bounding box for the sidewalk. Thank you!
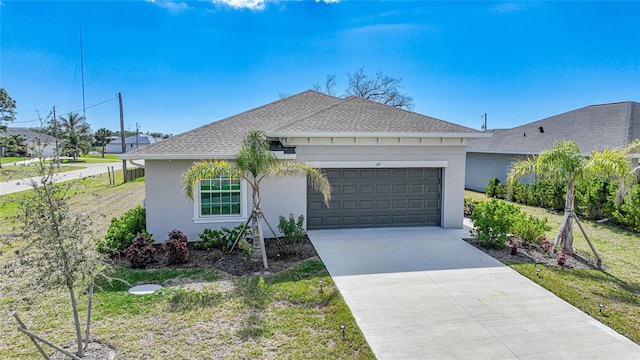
[0,161,123,195]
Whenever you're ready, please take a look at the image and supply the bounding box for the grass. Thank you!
[0,172,373,359]
[1,261,373,359]
[466,190,640,344]
[0,157,25,164]
[0,164,86,182]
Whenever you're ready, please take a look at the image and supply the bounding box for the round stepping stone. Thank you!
[128,284,163,295]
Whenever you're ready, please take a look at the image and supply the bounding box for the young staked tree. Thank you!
[3,150,106,358]
[313,66,415,110]
[507,140,639,258]
[182,129,331,269]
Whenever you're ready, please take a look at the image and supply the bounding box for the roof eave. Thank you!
[266,131,491,138]
[118,153,236,160]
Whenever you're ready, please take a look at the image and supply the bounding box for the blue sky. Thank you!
[1,1,639,135]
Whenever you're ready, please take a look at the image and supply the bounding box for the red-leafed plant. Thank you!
[163,229,190,265]
[125,234,156,269]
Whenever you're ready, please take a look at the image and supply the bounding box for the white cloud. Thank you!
[147,0,190,13]
[209,0,339,11]
[212,0,266,10]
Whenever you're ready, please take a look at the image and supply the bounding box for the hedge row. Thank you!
[485,177,640,232]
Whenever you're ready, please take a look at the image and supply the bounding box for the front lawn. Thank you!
[466,190,640,344]
[0,173,373,359]
[1,260,373,359]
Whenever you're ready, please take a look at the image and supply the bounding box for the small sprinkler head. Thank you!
[598,302,605,314]
[340,324,346,340]
[535,268,541,277]
[318,280,324,292]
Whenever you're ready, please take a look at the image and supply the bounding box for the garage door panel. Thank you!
[307,168,441,229]
[376,199,391,209]
[393,184,408,194]
[360,200,374,209]
[359,184,374,194]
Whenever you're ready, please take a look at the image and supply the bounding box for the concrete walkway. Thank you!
[0,161,123,195]
[308,227,640,360]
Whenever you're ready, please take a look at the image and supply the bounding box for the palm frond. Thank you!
[506,157,537,187]
[181,160,241,200]
[236,129,276,178]
[587,147,638,204]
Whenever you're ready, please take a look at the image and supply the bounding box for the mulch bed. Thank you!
[113,236,318,276]
[463,237,602,270]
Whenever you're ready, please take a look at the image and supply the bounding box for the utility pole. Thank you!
[481,113,488,131]
[119,93,127,182]
[135,122,140,149]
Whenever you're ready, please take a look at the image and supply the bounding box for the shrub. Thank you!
[124,234,156,269]
[512,214,550,245]
[98,205,149,254]
[464,197,478,216]
[510,181,529,205]
[469,199,521,249]
[199,224,248,250]
[485,178,506,199]
[163,229,190,264]
[277,214,306,244]
[237,238,254,262]
[609,184,640,232]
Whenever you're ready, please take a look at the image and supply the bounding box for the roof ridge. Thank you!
[272,94,355,131]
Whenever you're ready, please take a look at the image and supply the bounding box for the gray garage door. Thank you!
[307,168,442,230]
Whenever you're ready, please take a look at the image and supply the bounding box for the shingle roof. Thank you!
[110,134,162,145]
[468,101,640,155]
[2,127,56,143]
[125,90,479,158]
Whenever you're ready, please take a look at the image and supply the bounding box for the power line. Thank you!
[11,95,119,124]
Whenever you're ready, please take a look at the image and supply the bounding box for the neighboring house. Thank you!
[106,134,162,154]
[121,90,487,241]
[0,127,57,157]
[465,101,640,192]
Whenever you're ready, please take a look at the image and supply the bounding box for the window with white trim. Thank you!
[199,176,242,216]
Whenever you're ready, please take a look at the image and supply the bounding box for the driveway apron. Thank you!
[308,227,640,360]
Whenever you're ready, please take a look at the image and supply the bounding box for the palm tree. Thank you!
[59,112,92,160]
[182,129,331,269]
[507,140,639,263]
[94,128,113,158]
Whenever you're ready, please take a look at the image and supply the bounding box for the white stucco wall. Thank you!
[145,143,469,240]
[296,144,468,229]
[144,159,306,242]
[465,152,527,192]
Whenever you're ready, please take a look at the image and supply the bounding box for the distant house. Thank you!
[0,127,57,157]
[105,134,162,154]
[121,90,487,241]
[465,101,640,192]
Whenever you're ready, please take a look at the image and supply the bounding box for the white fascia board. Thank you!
[306,160,448,168]
[118,153,236,160]
[266,131,491,139]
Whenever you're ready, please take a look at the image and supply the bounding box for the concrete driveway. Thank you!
[308,227,640,360]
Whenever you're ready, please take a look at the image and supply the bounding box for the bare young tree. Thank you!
[3,147,107,358]
[313,67,414,110]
